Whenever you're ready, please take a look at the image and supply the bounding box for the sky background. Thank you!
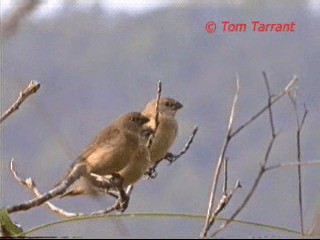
[1,0,320,16]
[1,0,320,238]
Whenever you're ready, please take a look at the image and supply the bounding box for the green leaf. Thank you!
[0,208,24,237]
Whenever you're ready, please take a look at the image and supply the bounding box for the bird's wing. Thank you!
[53,125,122,188]
[79,125,121,161]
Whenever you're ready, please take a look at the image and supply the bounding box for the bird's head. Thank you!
[119,112,150,132]
[144,97,183,117]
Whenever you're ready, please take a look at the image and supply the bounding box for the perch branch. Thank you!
[147,81,162,149]
[223,157,229,195]
[211,180,241,219]
[164,126,199,164]
[263,72,275,136]
[229,76,297,138]
[265,159,320,171]
[201,75,298,237]
[201,76,240,237]
[211,72,278,237]
[0,81,40,123]
[10,160,121,218]
[289,90,308,234]
[145,126,198,179]
[6,159,85,214]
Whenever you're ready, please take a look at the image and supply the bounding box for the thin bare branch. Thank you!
[230,76,297,138]
[289,90,308,234]
[300,105,308,131]
[296,107,308,234]
[145,125,198,179]
[201,76,240,237]
[0,81,40,123]
[227,77,240,132]
[10,159,78,217]
[125,185,134,196]
[10,159,119,218]
[154,81,162,135]
[165,126,199,163]
[210,159,229,221]
[265,160,320,171]
[212,134,279,237]
[263,72,276,136]
[6,159,85,214]
[212,180,241,218]
[201,75,297,237]
[211,73,279,237]
[223,157,228,195]
[147,81,162,149]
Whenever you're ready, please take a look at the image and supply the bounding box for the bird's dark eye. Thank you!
[165,102,170,107]
[130,117,135,122]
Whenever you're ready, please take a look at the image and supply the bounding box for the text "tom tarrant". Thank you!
[222,21,296,32]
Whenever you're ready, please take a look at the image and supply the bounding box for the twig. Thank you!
[263,72,275,137]
[229,76,297,138]
[297,106,308,235]
[210,72,279,237]
[145,126,198,179]
[165,126,199,163]
[212,180,241,218]
[200,75,298,237]
[10,159,78,217]
[0,81,40,123]
[201,76,240,237]
[126,185,134,196]
[6,159,85,214]
[211,136,278,237]
[223,157,228,195]
[289,90,308,234]
[10,159,119,218]
[265,159,320,171]
[147,81,162,149]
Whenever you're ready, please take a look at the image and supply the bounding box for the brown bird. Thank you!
[60,112,150,197]
[142,97,183,164]
[118,126,154,188]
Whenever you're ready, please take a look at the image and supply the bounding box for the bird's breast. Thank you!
[149,117,178,162]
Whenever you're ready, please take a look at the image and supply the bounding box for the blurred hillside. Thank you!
[1,1,320,238]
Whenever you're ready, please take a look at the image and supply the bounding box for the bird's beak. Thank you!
[173,101,183,110]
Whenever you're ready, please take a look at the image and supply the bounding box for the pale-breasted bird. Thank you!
[142,97,183,164]
[117,126,154,188]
